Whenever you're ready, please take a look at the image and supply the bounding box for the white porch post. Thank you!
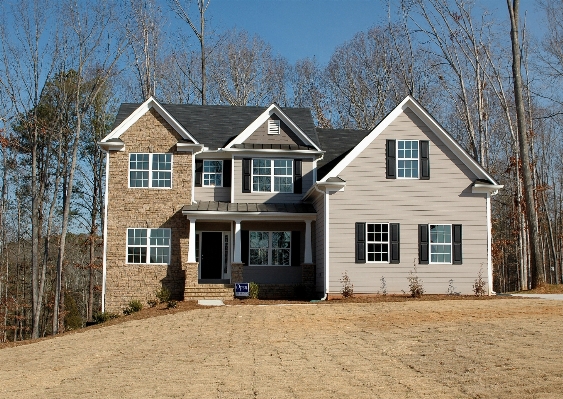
[234,219,242,263]
[188,218,196,262]
[304,219,312,264]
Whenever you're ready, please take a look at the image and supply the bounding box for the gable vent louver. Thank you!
[268,119,280,135]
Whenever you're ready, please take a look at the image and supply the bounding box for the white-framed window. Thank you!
[430,224,451,263]
[366,223,389,262]
[249,231,291,266]
[268,119,280,135]
[397,140,418,179]
[127,228,171,264]
[252,159,293,193]
[203,160,223,187]
[129,153,172,188]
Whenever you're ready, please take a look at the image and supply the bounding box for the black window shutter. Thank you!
[390,223,400,264]
[242,158,251,193]
[223,160,232,187]
[418,224,429,264]
[291,231,300,266]
[386,139,396,179]
[355,222,366,263]
[453,224,462,264]
[241,230,249,266]
[293,159,302,194]
[195,160,203,187]
[420,140,430,180]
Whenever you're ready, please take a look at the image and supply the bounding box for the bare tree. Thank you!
[170,0,211,105]
[507,0,545,288]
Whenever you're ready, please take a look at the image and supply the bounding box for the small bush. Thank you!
[147,299,158,308]
[249,282,259,299]
[380,276,387,296]
[407,263,424,298]
[473,267,486,296]
[92,311,119,324]
[447,279,460,295]
[340,271,354,298]
[167,300,178,309]
[123,300,143,315]
[155,287,171,304]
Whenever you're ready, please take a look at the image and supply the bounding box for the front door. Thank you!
[200,232,223,279]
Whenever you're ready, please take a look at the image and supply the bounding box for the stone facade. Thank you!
[105,108,191,312]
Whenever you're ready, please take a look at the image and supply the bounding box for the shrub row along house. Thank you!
[98,96,502,311]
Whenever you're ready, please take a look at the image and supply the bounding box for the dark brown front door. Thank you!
[200,232,223,279]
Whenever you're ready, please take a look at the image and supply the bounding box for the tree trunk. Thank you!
[507,0,545,288]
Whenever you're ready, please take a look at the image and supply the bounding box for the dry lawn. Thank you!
[1,297,563,398]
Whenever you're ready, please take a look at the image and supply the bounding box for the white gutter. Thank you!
[101,151,109,312]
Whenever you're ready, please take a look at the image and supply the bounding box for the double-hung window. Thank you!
[203,160,222,187]
[129,153,172,188]
[127,228,171,264]
[429,224,451,263]
[252,159,293,193]
[366,223,389,262]
[249,231,291,266]
[419,224,462,264]
[397,140,419,178]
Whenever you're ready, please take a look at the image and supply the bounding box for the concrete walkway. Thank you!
[509,293,563,300]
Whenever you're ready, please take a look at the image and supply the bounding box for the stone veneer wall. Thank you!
[105,108,191,312]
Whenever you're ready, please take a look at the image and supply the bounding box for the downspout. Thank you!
[487,192,494,295]
[314,184,328,300]
[101,150,109,312]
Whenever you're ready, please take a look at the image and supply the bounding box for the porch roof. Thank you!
[182,201,316,221]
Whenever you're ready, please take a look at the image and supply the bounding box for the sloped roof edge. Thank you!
[319,95,499,185]
[100,96,198,144]
[224,103,321,151]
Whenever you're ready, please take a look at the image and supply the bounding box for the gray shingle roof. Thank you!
[113,103,320,150]
[182,201,316,213]
[315,129,370,180]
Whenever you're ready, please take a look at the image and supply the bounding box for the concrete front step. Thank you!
[184,284,234,301]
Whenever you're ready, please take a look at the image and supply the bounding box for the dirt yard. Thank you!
[1,297,563,398]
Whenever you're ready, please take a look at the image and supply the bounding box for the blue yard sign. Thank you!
[235,283,250,297]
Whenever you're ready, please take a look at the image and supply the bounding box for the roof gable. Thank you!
[101,97,198,144]
[224,104,321,151]
[319,96,499,185]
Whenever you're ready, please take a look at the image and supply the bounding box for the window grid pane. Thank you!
[397,140,419,179]
[203,160,223,187]
[430,225,452,263]
[129,153,172,188]
[253,159,271,192]
[366,223,389,262]
[252,159,293,192]
[127,228,170,264]
[249,231,291,266]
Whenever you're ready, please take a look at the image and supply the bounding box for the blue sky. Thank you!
[168,0,544,66]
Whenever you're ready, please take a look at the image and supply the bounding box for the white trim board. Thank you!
[100,96,199,144]
[320,96,499,185]
[225,103,321,151]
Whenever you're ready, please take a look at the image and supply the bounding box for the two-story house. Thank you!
[99,96,501,312]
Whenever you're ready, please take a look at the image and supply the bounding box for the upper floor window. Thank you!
[127,228,171,264]
[203,160,222,187]
[397,140,419,178]
[252,159,293,193]
[129,153,172,188]
[386,140,429,180]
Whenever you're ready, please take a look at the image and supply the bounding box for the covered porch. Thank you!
[182,201,316,299]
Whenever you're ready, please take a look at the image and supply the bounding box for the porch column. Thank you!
[234,219,242,263]
[304,219,313,264]
[188,218,196,262]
